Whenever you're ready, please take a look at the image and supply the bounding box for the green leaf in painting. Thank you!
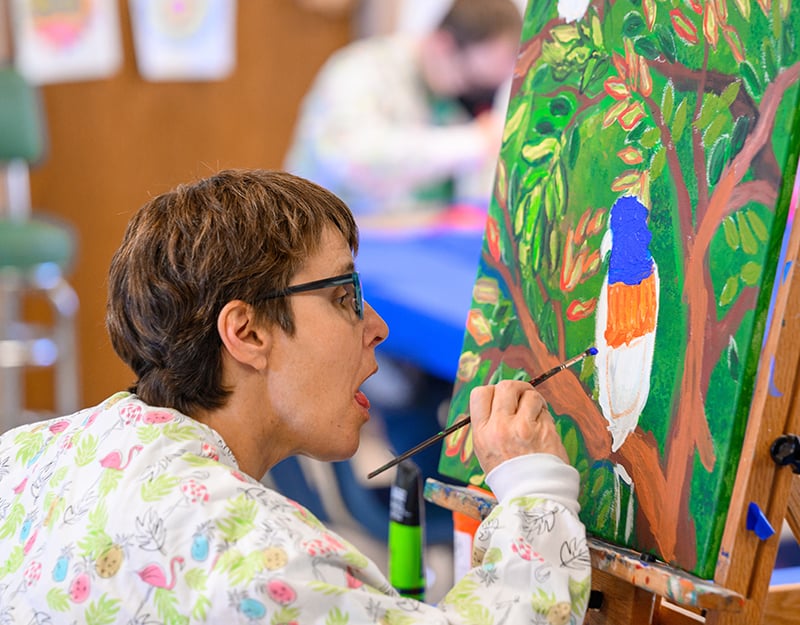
[640,127,661,149]
[627,123,647,143]
[707,138,729,186]
[719,276,739,306]
[611,171,641,192]
[623,11,645,37]
[695,95,720,130]
[544,183,557,220]
[740,61,763,99]
[514,191,525,236]
[530,207,545,273]
[727,336,740,380]
[579,56,597,93]
[503,101,529,144]
[784,27,795,62]
[564,427,579,464]
[587,57,610,92]
[740,261,762,286]
[650,146,667,180]
[549,228,561,279]
[596,491,613,529]
[661,81,675,125]
[737,212,758,254]
[730,116,750,158]
[764,38,778,81]
[745,210,769,242]
[732,0,750,19]
[590,472,605,498]
[672,98,688,142]
[553,164,567,215]
[567,126,581,169]
[634,37,660,60]
[591,14,603,47]
[718,81,741,111]
[495,158,507,204]
[703,116,727,149]
[521,137,560,165]
[655,24,677,63]
[722,216,740,249]
[551,23,581,43]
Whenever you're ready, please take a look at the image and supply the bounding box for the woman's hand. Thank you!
[469,380,570,475]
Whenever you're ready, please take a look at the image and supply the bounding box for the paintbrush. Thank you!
[367,346,598,480]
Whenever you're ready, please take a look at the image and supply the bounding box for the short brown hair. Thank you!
[438,0,522,49]
[106,169,358,415]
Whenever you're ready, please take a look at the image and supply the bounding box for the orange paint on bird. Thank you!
[604,272,658,346]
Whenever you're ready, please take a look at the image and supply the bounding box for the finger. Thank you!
[469,385,495,426]
[517,388,547,421]
[487,380,532,419]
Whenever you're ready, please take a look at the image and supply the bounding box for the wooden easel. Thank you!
[425,209,800,624]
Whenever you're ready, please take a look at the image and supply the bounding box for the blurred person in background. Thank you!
[285,0,522,217]
[0,169,590,623]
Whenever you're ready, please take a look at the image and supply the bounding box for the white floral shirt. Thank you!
[0,393,590,624]
[284,35,499,215]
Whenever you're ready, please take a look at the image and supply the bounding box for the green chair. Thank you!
[0,67,79,431]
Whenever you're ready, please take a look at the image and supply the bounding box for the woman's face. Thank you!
[264,226,388,461]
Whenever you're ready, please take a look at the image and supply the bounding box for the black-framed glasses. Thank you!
[262,272,363,320]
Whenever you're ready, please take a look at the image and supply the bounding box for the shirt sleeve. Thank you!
[193,457,590,625]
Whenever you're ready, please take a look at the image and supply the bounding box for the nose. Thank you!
[363,300,388,347]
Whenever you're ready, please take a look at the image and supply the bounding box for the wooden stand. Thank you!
[425,210,800,623]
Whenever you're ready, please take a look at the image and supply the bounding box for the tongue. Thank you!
[354,390,371,409]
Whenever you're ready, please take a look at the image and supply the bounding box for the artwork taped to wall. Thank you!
[439,0,800,578]
[129,0,237,82]
[10,0,122,85]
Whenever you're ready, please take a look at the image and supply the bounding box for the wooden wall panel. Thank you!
[24,1,352,411]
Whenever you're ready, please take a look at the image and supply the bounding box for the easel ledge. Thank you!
[423,478,745,615]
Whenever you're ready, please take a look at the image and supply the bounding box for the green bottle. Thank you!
[388,460,426,601]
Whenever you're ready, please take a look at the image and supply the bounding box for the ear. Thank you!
[217,300,271,370]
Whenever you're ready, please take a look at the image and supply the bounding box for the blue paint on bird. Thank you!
[608,196,653,285]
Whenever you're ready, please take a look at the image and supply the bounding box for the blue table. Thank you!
[356,216,485,382]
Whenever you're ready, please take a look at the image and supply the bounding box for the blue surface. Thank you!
[771,566,800,585]
[357,226,484,381]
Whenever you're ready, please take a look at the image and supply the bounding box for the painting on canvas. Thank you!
[439,0,800,577]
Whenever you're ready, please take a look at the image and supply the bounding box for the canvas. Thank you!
[439,0,800,578]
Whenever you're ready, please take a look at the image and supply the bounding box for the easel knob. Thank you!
[770,434,800,473]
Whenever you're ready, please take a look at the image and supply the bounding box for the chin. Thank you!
[314,438,360,463]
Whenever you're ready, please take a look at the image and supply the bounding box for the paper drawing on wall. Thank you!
[440,0,800,578]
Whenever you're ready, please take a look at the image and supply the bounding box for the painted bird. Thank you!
[594,195,659,451]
